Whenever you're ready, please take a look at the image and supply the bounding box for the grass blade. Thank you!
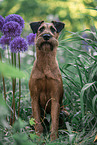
[92,95,97,114]
[75,59,83,88]
[0,61,28,79]
[80,82,95,120]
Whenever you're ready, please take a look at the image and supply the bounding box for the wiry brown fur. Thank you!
[29,21,65,141]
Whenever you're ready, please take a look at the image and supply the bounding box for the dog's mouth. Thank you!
[39,41,53,51]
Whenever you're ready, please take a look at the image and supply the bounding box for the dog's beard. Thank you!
[36,37,59,52]
[39,42,53,51]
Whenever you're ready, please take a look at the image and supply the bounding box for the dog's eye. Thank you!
[39,26,45,32]
[50,26,56,34]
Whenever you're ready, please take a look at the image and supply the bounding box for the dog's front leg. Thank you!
[31,93,43,136]
[50,99,60,141]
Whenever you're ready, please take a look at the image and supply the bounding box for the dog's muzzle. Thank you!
[42,34,52,41]
[37,33,57,51]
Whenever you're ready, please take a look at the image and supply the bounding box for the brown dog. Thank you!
[29,21,65,141]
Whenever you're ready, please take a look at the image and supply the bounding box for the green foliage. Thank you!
[80,82,96,119]
[29,118,35,126]
[92,94,97,114]
[0,97,42,145]
[58,17,97,143]
[66,122,76,144]
[0,61,28,79]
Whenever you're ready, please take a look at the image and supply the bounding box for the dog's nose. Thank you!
[42,34,52,40]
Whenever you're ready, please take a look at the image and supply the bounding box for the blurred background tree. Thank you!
[0,0,97,32]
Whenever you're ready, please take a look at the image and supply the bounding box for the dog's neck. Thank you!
[35,47,58,71]
[36,46,57,58]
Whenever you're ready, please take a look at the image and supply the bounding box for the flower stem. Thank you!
[10,53,13,125]
[13,53,16,124]
[7,45,10,63]
[18,53,21,117]
[10,53,16,125]
[2,77,6,101]
[0,52,6,101]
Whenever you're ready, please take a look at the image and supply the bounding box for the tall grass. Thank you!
[58,23,97,144]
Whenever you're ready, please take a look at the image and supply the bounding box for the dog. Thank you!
[29,21,65,141]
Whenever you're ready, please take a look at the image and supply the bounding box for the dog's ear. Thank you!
[51,21,65,33]
[30,21,44,34]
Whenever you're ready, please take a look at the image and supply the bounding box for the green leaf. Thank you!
[0,94,8,116]
[81,82,95,92]
[92,95,97,114]
[66,122,76,144]
[69,134,76,144]
[30,133,39,140]
[13,118,27,132]
[80,82,95,120]
[77,56,88,82]
[91,66,97,80]
[86,8,97,11]
[60,67,80,88]
[29,118,35,126]
[47,143,63,145]
[62,63,74,69]
[13,133,28,142]
[59,45,96,61]
[75,60,83,88]
[0,61,28,79]
[13,133,33,145]
[66,122,72,134]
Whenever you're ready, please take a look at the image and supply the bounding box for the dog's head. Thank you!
[30,21,65,51]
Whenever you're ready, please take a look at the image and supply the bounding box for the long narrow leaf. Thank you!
[60,67,80,88]
[92,95,97,114]
[0,61,28,79]
[59,45,96,61]
[75,60,83,88]
[80,82,95,119]
[77,56,88,82]
[91,66,97,81]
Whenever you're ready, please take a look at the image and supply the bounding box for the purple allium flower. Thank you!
[27,33,36,46]
[5,14,24,28]
[0,15,5,32]
[2,21,22,37]
[0,35,11,45]
[10,37,28,53]
[0,36,11,49]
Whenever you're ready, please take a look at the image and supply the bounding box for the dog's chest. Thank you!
[37,77,56,111]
